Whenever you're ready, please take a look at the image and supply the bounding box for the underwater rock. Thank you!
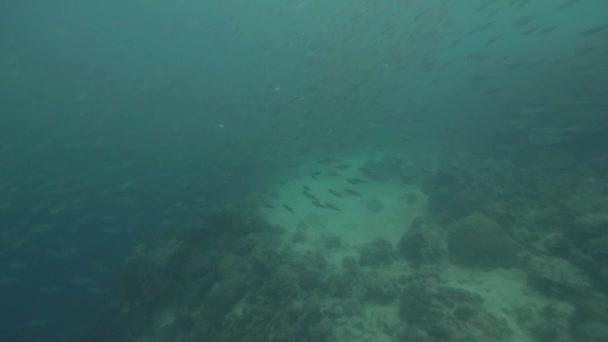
[341,256,358,275]
[573,212,608,241]
[359,238,395,266]
[362,275,397,305]
[122,238,190,306]
[399,217,447,266]
[524,254,593,296]
[528,302,575,342]
[203,278,249,324]
[397,327,435,342]
[399,282,512,342]
[583,235,608,264]
[447,212,518,269]
[574,321,608,342]
[428,187,484,220]
[259,264,299,301]
[295,253,328,291]
[325,273,352,298]
[322,233,341,250]
[291,220,309,243]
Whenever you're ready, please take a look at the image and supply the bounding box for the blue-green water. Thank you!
[1,0,607,341]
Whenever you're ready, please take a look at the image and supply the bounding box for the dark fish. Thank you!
[485,35,501,45]
[577,45,599,54]
[347,178,367,185]
[477,22,495,32]
[345,189,362,197]
[324,203,341,212]
[327,171,342,177]
[302,191,319,201]
[487,8,500,17]
[335,164,351,170]
[515,16,534,27]
[283,204,295,215]
[522,26,541,35]
[515,0,530,9]
[328,189,343,198]
[302,185,310,191]
[263,201,275,209]
[580,25,608,36]
[556,0,580,10]
[540,25,557,34]
[310,171,322,177]
[311,200,325,209]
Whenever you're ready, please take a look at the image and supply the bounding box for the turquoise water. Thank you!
[1,1,607,341]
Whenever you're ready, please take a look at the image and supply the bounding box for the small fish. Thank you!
[522,26,541,35]
[302,185,311,191]
[324,203,341,211]
[540,25,557,34]
[485,35,501,45]
[328,189,343,198]
[311,200,325,209]
[263,201,275,209]
[283,204,295,215]
[580,25,608,36]
[345,189,362,196]
[335,164,351,170]
[556,0,579,10]
[327,171,342,177]
[302,191,319,201]
[346,178,367,185]
[515,15,534,27]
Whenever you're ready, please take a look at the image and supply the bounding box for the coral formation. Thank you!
[398,217,447,266]
[524,255,593,297]
[447,212,518,269]
[399,281,513,341]
[358,238,395,266]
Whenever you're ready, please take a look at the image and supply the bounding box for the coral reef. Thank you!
[447,212,518,269]
[399,281,513,342]
[358,238,395,266]
[524,255,593,297]
[97,205,409,342]
[398,217,447,267]
[80,147,608,342]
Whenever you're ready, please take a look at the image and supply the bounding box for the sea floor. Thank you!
[259,155,551,342]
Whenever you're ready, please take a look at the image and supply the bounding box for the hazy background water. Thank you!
[1,0,607,341]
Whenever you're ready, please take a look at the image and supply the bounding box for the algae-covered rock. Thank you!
[573,212,608,240]
[399,217,447,266]
[574,321,608,342]
[527,302,575,342]
[203,278,249,324]
[447,212,518,269]
[359,238,395,266]
[362,274,397,305]
[524,254,593,296]
[399,283,513,342]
